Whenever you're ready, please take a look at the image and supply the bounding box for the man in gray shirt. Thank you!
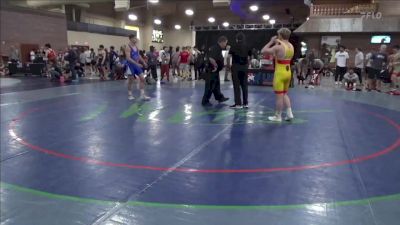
[354,48,364,84]
[9,45,20,62]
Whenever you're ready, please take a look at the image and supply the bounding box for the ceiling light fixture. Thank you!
[148,0,159,3]
[306,17,310,20]
[262,14,270,20]
[128,14,138,21]
[269,19,276,25]
[154,19,162,25]
[208,17,215,23]
[175,24,181,30]
[222,22,229,27]
[185,9,194,16]
[249,5,258,12]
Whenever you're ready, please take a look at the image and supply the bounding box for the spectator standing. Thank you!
[168,46,173,76]
[171,47,180,77]
[389,45,400,91]
[224,45,231,82]
[9,45,20,63]
[369,45,388,92]
[84,47,92,76]
[146,46,158,82]
[194,46,204,80]
[97,45,106,80]
[109,46,118,79]
[334,45,349,85]
[90,48,97,75]
[64,46,78,82]
[179,47,191,80]
[79,49,86,75]
[365,50,374,90]
[160,46,171,82]
[44,44,57,66]
[30,49,36,62]
[354,48,364,84]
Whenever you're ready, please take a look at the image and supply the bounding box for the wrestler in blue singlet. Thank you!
[126,44,143,77]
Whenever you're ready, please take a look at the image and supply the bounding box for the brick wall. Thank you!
[0,6,68,58]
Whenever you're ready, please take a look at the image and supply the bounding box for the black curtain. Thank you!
[195,30,301,60]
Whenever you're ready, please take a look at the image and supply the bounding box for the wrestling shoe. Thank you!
[128,95,135,100]
[242,104,249,109]
[284,115,294,121]
[268,116,282,122]
[202,102,213,107]
[229,104,242,109]
[140,95,151,101]
[218,97,229,103]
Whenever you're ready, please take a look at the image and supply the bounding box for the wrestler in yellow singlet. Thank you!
[261,28,295,122]
[273,40,294,94]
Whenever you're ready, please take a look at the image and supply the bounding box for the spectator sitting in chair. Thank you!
[0,58,9,76]
[343,68,359,91]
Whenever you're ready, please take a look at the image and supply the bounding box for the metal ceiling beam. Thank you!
[20,0,112,8]
[190,23,301,31]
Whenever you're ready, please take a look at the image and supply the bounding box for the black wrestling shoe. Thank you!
[242,104,249,109]
[202,102,213,107]
[218,97,229,103]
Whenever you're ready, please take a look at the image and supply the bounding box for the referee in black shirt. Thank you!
[202,36,229,106]
[229,32,252,109]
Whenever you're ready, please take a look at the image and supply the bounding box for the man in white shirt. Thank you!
[84,47,92,75]
[364,50,373,89]
[354,48,364,84]
[224,45,231,81]
[334,45,349,85]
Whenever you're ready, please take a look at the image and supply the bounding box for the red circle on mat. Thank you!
[9,108,400,173]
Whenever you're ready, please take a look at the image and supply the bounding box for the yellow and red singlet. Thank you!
[273,40,294,94]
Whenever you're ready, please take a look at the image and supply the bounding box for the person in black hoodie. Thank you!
[229,32,252,109]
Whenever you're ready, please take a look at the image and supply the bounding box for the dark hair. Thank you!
[90,48,94,51]
[150,46,155,52]
[356,47,362,51]
[110,46,114,50]
[99,45,104,49]
[163,46,167,50]
[339,45,345,49]
[45,43,51,48]
[218,36,228,43]
[129,34,136,39]
[236,32,246,43]
[176,46,180,51]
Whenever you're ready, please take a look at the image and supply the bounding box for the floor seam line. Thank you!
[90,97,266,225]
[335,106,379,225]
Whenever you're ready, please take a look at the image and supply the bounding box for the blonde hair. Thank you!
[277,28,291,40]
